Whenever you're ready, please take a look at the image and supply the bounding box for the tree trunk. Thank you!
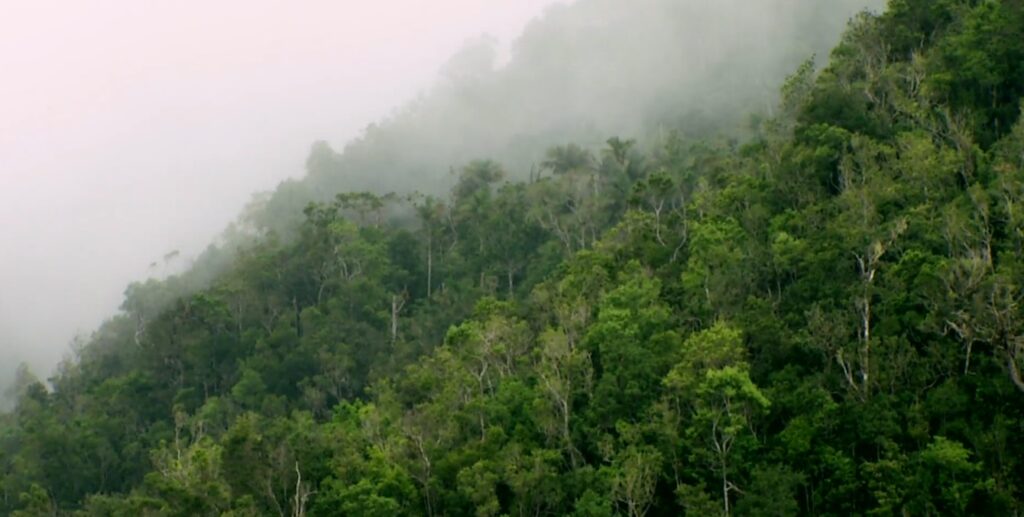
[426,237,433,300]
[391,293,406,345]
[1007,349,1024,393]
[722,461,730,517]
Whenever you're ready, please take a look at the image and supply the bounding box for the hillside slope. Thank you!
[3,0,1024,515]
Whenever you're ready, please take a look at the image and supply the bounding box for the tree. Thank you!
[584,263,678,434]
[665,323,769,517]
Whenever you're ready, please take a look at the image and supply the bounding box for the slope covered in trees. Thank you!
[240,0,876,237]
[4,0,1024,515]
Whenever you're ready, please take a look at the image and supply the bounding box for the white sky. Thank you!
[0,0,563,377]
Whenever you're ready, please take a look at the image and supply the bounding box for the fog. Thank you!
[259,0,885,230]
[0,0,563,386]
[0,0,884,389]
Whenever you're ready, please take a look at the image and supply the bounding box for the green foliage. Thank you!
[5,2,1024,515]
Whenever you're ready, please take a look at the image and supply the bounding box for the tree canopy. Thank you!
[4,1,1024,515]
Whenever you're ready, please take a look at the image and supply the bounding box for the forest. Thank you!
[3,0,1024,515]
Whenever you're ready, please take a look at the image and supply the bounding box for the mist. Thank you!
[0,0,563,389]
[0,0,884,391]
[255,0,886,231]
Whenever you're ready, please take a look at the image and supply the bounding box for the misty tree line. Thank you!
[4,0,1024,515]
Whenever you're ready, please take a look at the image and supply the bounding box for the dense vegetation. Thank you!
[4,0,1024,515]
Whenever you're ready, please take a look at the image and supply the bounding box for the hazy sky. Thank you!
[0,0,563,378]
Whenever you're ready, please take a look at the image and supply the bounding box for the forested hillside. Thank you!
[3,0,1024,515]
[238,0,875,237]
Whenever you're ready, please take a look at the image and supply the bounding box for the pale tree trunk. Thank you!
[426,237,433,300]
[1006,347,1024,393]
[292,461,312,517]
[506,265,516,296]
[391,292,407,345]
